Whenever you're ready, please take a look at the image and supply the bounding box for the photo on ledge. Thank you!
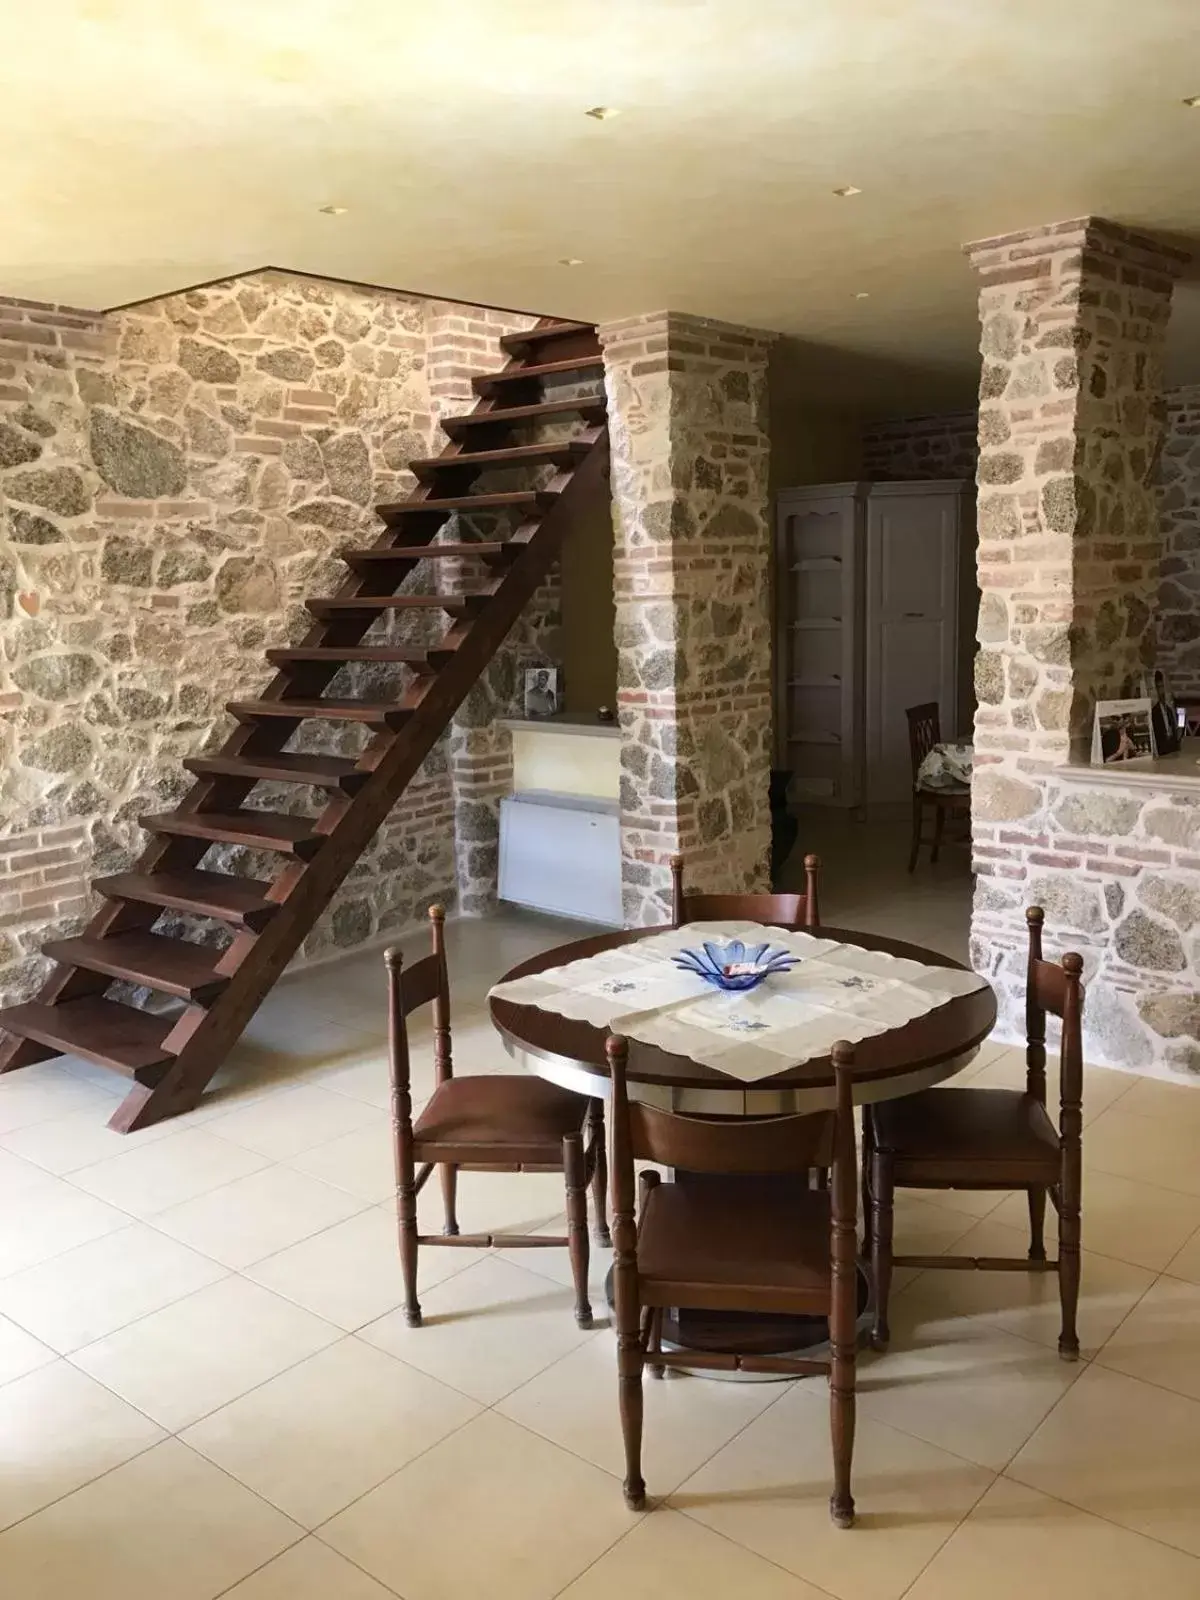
[1091,697,1157,765]
[523,666,560,720]
[1144,668,1182,755]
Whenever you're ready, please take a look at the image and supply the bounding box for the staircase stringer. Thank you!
[110,430,610,1133]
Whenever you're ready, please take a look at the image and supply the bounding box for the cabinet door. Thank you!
[864,491,960,806]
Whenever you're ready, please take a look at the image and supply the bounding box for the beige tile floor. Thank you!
[1,902,1200,1598]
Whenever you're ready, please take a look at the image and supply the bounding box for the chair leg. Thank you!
[931,802,945,865]
[860,1109,875,1258]
[908,796,922,873]
[587,1099,611,1246]
[563,1132,593,1329]
[440,1163,459,1237]
[647,1307,665,1379]
[870,1148,894,1352]
[618,1331,647,1509]
[1058,1190,1081,1362]
[1027,1186,1047,1263]
[397,1174,422,1328]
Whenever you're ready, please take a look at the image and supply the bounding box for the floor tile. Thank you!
[905,1475,1200,1599]
[0,1174,129,1278]
[0,1221,227,1354]
[989,1167,1200,1273]
[414,1163,576,1240]
[856,1289,1080,1469]
[285,1121,397,1203]
[322,1409,636,1600]
[559,1505,832,1599]
[960,1052,1135,1126]
[150,1163,368,1269]
[72,1275,340,1431]
[498,1330,782,1496]
[1095,1273,1200,1402]
[246,1205,467,1331]
[897,1214,1155,1359]
[1115,1074,1200,1131]
[0,1312,56,1386]
[673,1383,995,1600]
[0,1067,119,1135]
[1009,1363,1200,1558]
[202,1084,380,1161]
[0,1360,164,1530]
[360,1255,594,1405]
[68,1127,270,1218]
[0,1106,183,1176]
[0,1437,301,1600]
[183,1336,479,1527]
[0,1146,60,1199]
[219,1537,399,1599]
[1085,1105,1200,1197]
[307,1051,393,1110]
[1166,1223,1200,1286]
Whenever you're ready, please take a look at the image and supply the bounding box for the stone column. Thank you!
[964,217,1189,1054]
[599,313,774,926]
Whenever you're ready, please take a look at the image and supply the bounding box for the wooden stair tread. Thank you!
[409,441,588,479]
[305,594,485,617]
[499,321,595,354]
[0,997,174,1078]
[265,645,449,668]
[96,869,278,930]
[44,932,228,1002]
[186,752,367,792]
[473,355,603,393]
[228,696,409,727]
[377,490,554,517]
[342,542,515,565]
[441,397,606,438]
[142,809,323,857]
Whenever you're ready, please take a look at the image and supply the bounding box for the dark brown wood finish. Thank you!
[905,701,970,872]
[607,1032,858,1524]
[866,906,1084,1359]
[0,318,611,1132]
[491,925,996,1101]
[388,906,608,1330]
[670,851,822,929]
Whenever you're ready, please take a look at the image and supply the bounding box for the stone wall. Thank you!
[0,275,547,1006]
[600,312,774,926]
[864,383,1200,699]
[963,217,1197,1081]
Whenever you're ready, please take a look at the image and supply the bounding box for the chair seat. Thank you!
[637,1178,831,1314]
[413,1074,587,1164]
[872,1086,1060,1184]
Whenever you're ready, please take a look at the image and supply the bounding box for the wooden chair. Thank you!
[864,907,1083,1359]
[387,905,608,1330]
[669,851,821,928]
[606,1033,859,1527]
[906,701,969,872]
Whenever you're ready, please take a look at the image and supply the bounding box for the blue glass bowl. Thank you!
[672,939,797,992]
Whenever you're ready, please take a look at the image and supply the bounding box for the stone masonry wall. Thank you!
[963,218,1197,1080]
[0,274,543,1006]
[862,412,978,481]
[600,312,774,926]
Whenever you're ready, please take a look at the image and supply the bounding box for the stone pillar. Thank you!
[964,217,1190,1057]
[599,313,774,926]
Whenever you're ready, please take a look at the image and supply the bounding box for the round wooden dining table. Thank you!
[490,922,998,1362]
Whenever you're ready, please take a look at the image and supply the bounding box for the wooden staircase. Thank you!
[0,319,609,1133]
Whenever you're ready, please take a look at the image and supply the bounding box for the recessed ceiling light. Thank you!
[833,185,862,197]
[854,291,870,299]
[585,106,621,120]
[558,257,584,267]
[1184,95,1200,107]
[318,205,348,215]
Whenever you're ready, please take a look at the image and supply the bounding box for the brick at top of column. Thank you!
[964,215,1190,289]
[599,311,775,362]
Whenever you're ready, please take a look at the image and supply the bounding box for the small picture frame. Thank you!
[1091,698,1157,765]
[523,666,560,720]
[1144,669,1182,756]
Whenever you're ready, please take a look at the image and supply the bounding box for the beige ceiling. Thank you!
[4,0,1200,411]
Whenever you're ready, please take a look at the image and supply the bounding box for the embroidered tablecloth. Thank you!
[488,922,988,1084]
[917,741,973,789]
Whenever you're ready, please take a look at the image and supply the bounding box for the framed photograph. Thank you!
[1144,668,1182,755]
[523,666,560,720]
[1091,698,1156,765]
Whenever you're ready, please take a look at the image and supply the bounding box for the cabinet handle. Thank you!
[903,611,925,618]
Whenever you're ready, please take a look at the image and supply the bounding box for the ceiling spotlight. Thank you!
[558,257,584,267]
[585,106,621,120]
[854,291,870,299]
[833,185,862,197]
[1184,95,1200,107]
[319,205,348,215]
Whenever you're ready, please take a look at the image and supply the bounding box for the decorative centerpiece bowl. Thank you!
[673,939,797,992]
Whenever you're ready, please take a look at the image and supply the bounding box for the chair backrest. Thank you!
[906,702,941,783]
[606,1033,856,1213]
[385,904,453,1097]
[669,852,821,930]
[1024,905,1084,1115]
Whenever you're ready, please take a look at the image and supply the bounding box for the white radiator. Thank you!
[498,792,622,925]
